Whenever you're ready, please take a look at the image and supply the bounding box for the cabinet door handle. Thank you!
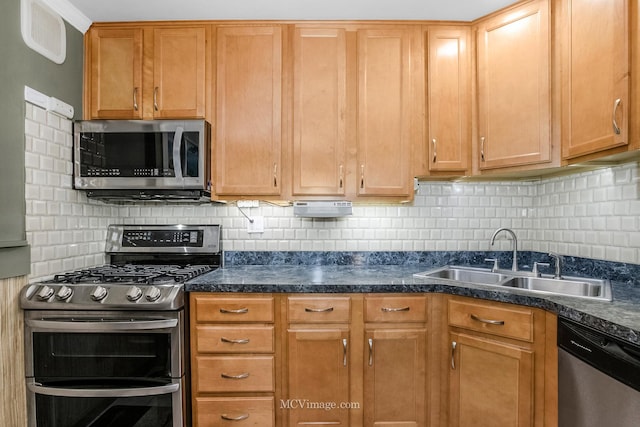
[470,313,505,325]
[480,137,486,161]
[219,307,249,314]
[339,164,343,189]
[360,164,365,189]
[368,338,373,366]
[273,163,278,187]
[613,98,622,135]
[153,87,159,111]
[220,337,250,344]
[343,338,348,367]
[381,306,410,312]
[220,372,250,380]
[133,87,139,111]
[221,413,249,421]
[304,306,334,313]
[451,341,457,370]
[432,138,437,163]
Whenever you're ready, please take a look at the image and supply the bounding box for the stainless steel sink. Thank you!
[413,266,510,285]
[413,266,613,301]
[501,276,612,301]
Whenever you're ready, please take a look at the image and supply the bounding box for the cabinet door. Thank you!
[287,329,350,426]
[561,0,629,159]
[153,27,206,118]
[292,28,347,196]
[215,26,282,196]
[89,28,143,119]
[426,27,470,173]
[449,332,534,427]
[364,328,427,427]
[476,0,551,170]
[357,29,413,197]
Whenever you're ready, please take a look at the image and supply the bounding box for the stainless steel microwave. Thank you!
[73,120,210,200]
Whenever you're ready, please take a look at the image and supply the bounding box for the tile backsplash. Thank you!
[24,103,640,281]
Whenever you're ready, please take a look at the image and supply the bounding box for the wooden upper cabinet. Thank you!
[214,26,282,196]
[561,0,629,160]
[86,25,206,120]
[89,28,143,119]
[426,26,470,174]
[152,27,206,118]
[357,29,413,197]
[292,28,347,197]
[476,0,551,170]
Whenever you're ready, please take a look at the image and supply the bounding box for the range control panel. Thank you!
[106,224,221,254]
[122,230,203,247]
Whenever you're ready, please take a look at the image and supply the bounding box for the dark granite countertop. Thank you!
[187,264,640,345]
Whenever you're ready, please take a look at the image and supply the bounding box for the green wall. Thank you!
[0,0,84,279]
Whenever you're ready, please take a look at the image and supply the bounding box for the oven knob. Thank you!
[56,285,73,301]
[126,286,143,302]
[37,285,54,301]
[91,286,108,302]
[145,286,162,302]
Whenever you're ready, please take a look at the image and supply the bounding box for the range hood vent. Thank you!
[293,201,353,218]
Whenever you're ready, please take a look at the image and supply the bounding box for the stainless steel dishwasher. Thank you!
[558,318,640,427]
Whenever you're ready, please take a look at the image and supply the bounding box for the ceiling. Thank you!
[62,0,519,24]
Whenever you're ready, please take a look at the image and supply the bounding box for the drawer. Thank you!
[195,397,274,427]
[288,296,351,323]
[194,296,274,323]
[196,356,274,393]
[195,325,274,354]
[448,299,534,342]
[365,295,428,322]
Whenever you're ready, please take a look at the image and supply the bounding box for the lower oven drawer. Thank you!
[27,378,184,427]
[195,356,275,393]
[195,397,274,427]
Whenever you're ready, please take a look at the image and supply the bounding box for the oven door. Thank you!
[26,378,183,427]
[24,310,186,427]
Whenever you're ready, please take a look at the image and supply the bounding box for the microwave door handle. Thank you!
[172,126,184,181]
[27,382,180,398]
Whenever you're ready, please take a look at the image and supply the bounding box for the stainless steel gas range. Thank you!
[20,224,222,427]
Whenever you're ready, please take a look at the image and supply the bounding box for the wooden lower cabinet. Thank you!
[191,293,556,427]
[448,332,534,427]
[445,296,556,427]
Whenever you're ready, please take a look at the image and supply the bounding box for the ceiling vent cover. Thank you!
[21,0,66,64]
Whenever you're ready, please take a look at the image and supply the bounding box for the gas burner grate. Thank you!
[51,264,215,285]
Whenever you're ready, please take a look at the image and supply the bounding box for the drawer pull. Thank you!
[221,413,249,421]
[304,306,334,313]
[381,306,410,312]
[220,372,250,380]
[470,313,505,326]
[220,337,250,344]
[219,307,249,314]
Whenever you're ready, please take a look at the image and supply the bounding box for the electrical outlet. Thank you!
[237,200,259,208]
[247,216,264,233]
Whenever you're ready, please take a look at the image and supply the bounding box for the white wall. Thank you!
[24,103,640,281]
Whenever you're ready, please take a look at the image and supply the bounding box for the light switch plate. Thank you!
[247,216,264,233]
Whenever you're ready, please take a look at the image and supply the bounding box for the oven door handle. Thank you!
[27,382,180,398]
[25,318,178,331]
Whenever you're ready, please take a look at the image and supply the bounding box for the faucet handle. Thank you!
[548,252,563,279]
[484,258,499,272]
[532,262,550,277]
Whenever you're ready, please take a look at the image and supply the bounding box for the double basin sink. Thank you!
[414,266,612,301]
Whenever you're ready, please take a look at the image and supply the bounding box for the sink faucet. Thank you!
[548,252,563,279]
[490,227,518,272]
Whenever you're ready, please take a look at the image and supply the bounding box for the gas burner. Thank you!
[50,264,215,285]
